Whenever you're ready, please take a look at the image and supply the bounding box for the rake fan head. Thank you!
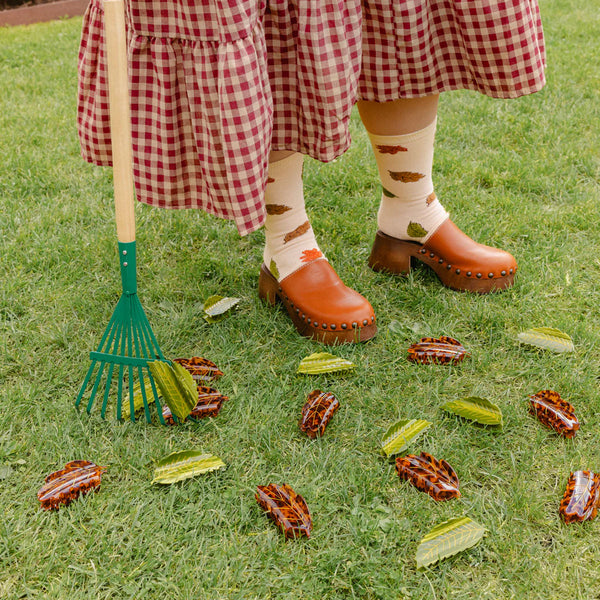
[76,242,167,424]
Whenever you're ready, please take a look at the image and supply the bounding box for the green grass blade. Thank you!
[152,451,226,484]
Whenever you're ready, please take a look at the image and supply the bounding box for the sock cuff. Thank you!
[267,152,303,178]
[366,117,437,147]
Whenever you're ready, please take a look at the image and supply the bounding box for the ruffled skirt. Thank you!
[77,0,545,235]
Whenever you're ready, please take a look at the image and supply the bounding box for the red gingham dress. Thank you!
[77,0,545,235]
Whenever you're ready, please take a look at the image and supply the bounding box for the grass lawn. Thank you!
[1,1,599,598]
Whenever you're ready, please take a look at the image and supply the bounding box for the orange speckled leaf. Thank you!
[173,357,223,382]
[560,471,600,523]
[529,390,579,438]
[256,483,312,539]
[163,386,228,424]
[395,452,460,501]
[388,171,425,183]
[300,248,323,263]
[376,144,408,154]
[407,336,468,365]
[38,461,106,510]
[299,390,339,438]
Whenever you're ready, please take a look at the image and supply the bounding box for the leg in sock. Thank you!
[358,97,448,243]
[358,97,518,293]
[258,151,377,343]
[263,151,324,281]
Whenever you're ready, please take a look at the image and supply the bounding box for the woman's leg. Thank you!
[258,151,377,344]
[358,96,517,293]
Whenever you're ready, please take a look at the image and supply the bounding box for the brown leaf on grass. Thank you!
[163,386,228,424]
[256,483,312,538]
[173,357,223,382]
[284,221,311,243]
[266,203,291,215]
[38,461,106,510]
[407,336,468,365]
[388,171,425,183]
[560,471,600,523]
[376,144,408,154]
[299,390,339,438]
[395,452,460,501]
[529,390,579,438]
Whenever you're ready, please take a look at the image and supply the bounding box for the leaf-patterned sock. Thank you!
[262,152,325,281]
[366,118,449,243]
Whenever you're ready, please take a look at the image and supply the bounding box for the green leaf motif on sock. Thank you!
[407,222,428,238]
[382,186,397,198]
[270,259,280,280]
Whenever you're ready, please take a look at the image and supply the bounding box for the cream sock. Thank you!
[367,119,449,243]
[263,153,325,281]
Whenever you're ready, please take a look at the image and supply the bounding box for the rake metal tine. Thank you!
[131,312,154,423]
[76,360,98,410]
[98,314,124,417]
[115,310,128,421]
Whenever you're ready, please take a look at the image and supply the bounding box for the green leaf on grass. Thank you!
[517,327,574,353]
[381,419,432,457]
[152,451,226,484]
[203,295,240,323]
[122,379,159,419]
[297,352,356,375]
[416,516,486,569]
[148,360,196,421]
[442,397,503,427]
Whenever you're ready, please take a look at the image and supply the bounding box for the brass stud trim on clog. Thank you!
[488,272,494,278]
[455,269,461,274]
[501,270,507,276]
[429,252,435,258]
[341,323,347,329]
[330,324,336,330]
[466,271,472,277]
[509,268,514,274]
[420,248,427,255]
[476,273,482,279]
[352,322,358,329]
[447,264,452,270]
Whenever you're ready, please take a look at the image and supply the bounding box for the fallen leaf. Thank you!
[517,327,574,353]
[560,471,600,523]
[396,452,460,501]
[381,419,432,458]
[529,390,579,438]
[416,516,486,569]
[256,483,312,539]
[442,397,503,427]
[408,337,468,365]
[152,451,225,484]
[297,353,355,375]
[299,390,339,438]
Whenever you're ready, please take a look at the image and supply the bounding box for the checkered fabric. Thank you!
[359,0,546,100]
[77,0,361,236]
[77,0,545,235]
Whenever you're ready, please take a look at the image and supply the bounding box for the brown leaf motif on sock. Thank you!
[389,171,425,183]
[426,192,437,206]
[382,186,397,198]
[284,221,310,244]
[266,204,292,215]
[300,248,323,263]
[266,177,275,184]
[407,222,428,238]
[376,144,408,154]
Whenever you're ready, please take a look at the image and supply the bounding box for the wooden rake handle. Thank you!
[104,0,135,244]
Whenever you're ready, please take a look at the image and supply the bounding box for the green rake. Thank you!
[76,0,167,424]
